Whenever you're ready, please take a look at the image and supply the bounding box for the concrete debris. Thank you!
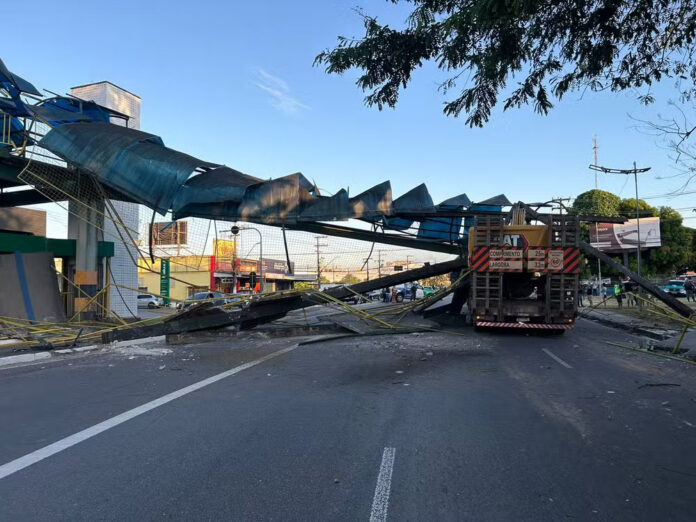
[115,345,173,357]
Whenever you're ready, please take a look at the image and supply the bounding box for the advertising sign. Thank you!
[214,239,236,258]
[589,217,661,252]
[214,239,236,272]
[260,258,294,276]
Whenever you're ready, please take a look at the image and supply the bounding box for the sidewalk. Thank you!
[579,298,696,355]
[579,307,678,340]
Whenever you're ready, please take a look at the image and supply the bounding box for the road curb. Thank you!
[0,335,167,368]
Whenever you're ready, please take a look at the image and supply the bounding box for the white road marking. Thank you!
[370,447,396,522]
[0,345,298,481]
[542,348,573,369]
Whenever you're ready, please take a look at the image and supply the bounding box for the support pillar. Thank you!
[68,194,103,320]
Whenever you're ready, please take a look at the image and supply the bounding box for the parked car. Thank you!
[177,291,230,310]
[365,289,382,301]
[395,284,424,301]
[660,280,687,297]
[422,286,436,297]
[346,291,371,305]
[137,294,162,309]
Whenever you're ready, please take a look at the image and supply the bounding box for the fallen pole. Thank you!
[579,241,693,318]
[103,257,468,341]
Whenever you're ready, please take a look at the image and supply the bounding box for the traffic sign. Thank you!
[160,259,170,306]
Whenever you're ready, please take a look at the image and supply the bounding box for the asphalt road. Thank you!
[0,319,695,521]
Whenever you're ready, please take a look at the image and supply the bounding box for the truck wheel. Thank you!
[148,302,156,309]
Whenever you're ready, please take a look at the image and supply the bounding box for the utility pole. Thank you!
[363,257,370,281]
[377,250,382,279]
[592,135,599,189]
[589,162,651,310]
[315,235,328,288]
[406,255,413,271]
[592,136,602,289]
[632,161,642,279]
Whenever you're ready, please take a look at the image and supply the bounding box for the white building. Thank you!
[70,81,141,318]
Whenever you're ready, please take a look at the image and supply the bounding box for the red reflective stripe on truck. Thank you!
[471,247,490,272]
[563,247,580,274]
[476,322,574,330]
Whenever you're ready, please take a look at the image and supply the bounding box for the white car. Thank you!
[137,294,162,309]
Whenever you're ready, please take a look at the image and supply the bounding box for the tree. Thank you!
[570,190,621,217]
[316,1,696,127]
[340,273,360,284]
[618,198,658,218]
[647,206,693,275]
[423,274,449,287]
[571,191,695,277]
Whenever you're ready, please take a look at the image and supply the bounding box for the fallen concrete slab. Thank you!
[653,329,696,354]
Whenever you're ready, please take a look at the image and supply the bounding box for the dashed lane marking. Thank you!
[370,447,396,522]
[542,348,573,369]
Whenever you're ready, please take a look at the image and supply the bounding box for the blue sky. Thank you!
[7,0,695,224]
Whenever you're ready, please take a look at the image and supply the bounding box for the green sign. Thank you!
[160,259,170,306]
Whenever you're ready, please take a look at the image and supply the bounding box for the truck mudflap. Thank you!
[475,321,574,330]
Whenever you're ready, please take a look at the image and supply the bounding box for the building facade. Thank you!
[70,81,141,318]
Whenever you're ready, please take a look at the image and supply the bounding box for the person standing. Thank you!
[601,284,607,306]
[578,286,584,307]
[392,286,399,303]
[685,278,695,302]
[586,285,593,307]
[626,282,636,307]
[410,283,418,301]
[614,282,623,309]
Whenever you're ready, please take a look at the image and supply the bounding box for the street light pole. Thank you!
[633,161,642,279]
[589,162,651,310]
[231,225,264,292]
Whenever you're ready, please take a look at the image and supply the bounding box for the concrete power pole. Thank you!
[315,235,328,288]
[593,136,601,289]
[593,135,599,189]
[377,250,382,279]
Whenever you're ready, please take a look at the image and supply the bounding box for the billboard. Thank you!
[589,217,661,252]
[213,239,236,258]
[214,239,236,272]
[235,258,294,276]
